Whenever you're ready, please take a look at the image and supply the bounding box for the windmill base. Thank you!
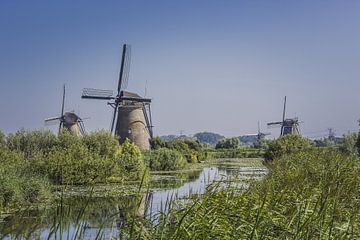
[115,105,150,150]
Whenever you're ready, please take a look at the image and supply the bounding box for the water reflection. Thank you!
[0,165,267,239]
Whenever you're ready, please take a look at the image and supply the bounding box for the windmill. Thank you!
[45,85,86,135]
[81,44,153,150]
[244,121,271,141]
[267,96,300,136]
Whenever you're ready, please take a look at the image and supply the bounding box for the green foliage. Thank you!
[149,136,166,150]
[194,132,224,145]
[118,139,146,181]
[314,138,336,147]
[6,129,58,158]
[0,130,5,147]
[133,149,360,239]
[215,137,240,149]
[264,134,313,162]
[152,138,205,163]
[0,147,50,211]
[0,129,148,212]
[339,133,358,156]
[356,132,360,156]
[144,148,187,171]
[81,130,121,159]
[207,147,264,159]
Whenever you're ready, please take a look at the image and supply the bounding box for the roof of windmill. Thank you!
[122,91,142,98]
[64,112,80,124]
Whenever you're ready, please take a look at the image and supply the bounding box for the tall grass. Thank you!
[128,149,360,239]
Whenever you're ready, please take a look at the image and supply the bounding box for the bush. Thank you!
[215,137,240,149]
[0,130,5,147]
[339,133,358,156]
[6,129,58,158]
[145,148,187,171]
[81,130,121,160]
[150,137,166,150]
[264,134,313,162]
[0,147,50,211]
[118,139,147,181]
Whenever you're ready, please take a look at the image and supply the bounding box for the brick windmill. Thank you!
[45,84,85,135]
[267,96,300,136]
[81,44,153,150]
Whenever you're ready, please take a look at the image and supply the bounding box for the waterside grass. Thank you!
[129,149,360,239]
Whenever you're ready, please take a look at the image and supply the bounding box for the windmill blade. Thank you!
[267,121,283,126]
[281,96,287,136]
[58,121,63,135]
[81,88,115,100]
[122,45,131,90]
[78,119,86,135]
[243,133,259,136]
[142,103,153,138]
[121,96,151,103]
[282,96,287,123]
[44,117,61,126]
[117,44,131,95]
[110,104,119,134]
[148,104,153,137]
[61,84,65,117]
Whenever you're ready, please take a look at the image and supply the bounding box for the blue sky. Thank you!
[1,0,360,138]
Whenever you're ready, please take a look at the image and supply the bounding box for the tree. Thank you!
[194,132,224,145]
[339,133,358,156]
[264,134,313,162]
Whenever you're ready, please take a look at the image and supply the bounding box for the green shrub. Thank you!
[264,134,313,162]
[6,129,58,158]
[118,139,147,181]
[215,137,240,149]
[0,147,50,211]
[82,130,121,160]
[145,148,187,171]
[150,137,166,150]
[339,133,358,156]
[0,130,5,147]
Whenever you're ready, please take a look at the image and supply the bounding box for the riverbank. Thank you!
[130,149,360,239]
[0,157,264,238]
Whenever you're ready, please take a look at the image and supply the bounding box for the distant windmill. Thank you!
[45,85,86,135]
[267,96,300,136]
[244,121,271,141]
[81,44,153,150]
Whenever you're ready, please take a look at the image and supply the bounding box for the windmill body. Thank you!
[81,44,153,150]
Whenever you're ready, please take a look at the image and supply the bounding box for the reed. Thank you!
[129,149,360,239]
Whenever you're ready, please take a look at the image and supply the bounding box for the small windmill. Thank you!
[267,96,300,136]
[81,44,153,150]
[45,85,85,135]
[244,121,271,141]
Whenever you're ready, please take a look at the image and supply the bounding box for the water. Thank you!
[0,162,267,239]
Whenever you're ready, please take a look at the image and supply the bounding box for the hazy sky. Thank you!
[1,0,360,138]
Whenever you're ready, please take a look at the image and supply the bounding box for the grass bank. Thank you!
[128,148,360,239]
